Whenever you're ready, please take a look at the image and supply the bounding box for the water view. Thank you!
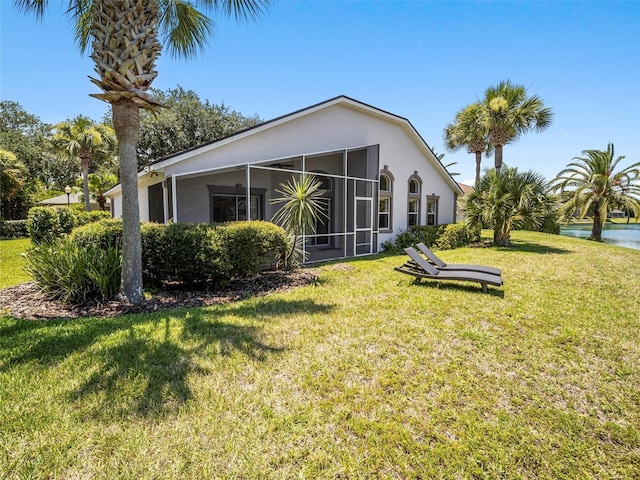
[560,223,640,251]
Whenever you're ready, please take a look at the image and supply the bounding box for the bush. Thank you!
[23,236,121,303]
[70,219,124,250]
[434,223,480,250]
[381,223,477,253]
[27,207,62,243]
[0,219,29,238]
[142,222,229,287]
[219,221,288,276]
[75,210,111,227]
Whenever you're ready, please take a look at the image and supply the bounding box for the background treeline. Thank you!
[0,86,261,219]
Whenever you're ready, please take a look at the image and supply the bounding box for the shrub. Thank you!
[219,221,288,276]
[434,223,480,250]
[381,223,477,253]
[23,236,121,303]
[27,207,62,243]
[75,210,111,227]
[70,219,124,250]
[27,206,79,243]
[0,219,29,238]
[144,222,228,287]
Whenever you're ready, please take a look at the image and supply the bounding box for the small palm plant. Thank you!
[270,174,327,268]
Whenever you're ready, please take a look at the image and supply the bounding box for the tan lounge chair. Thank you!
[395,247,503,293]
[415,242,502,276]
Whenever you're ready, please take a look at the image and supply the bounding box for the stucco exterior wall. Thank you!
[109,100,459,251]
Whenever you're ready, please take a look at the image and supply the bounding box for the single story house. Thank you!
[39,192,105,212]
[106,96,462,263]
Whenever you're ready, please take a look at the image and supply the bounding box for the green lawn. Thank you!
[1,231,639,479]
[0,238,30,288]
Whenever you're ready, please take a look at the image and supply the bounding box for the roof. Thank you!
[107,95,462,195]
[39,192,106,207]
[457,183,475,195]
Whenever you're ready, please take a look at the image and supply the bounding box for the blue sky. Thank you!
[1,0,639,185]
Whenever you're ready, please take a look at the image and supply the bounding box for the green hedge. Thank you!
[69,220,288,291]
[382,223,478,253]
[0,219,29,238]
[26,206,111,243]
[221,221,289,276]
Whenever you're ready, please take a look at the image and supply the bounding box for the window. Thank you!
[408,199,419,226]
[379,198,390,229]
[426,195,439,225]
[378,166,394,231]
[212,194,261,222]
[409,178,420,194]
[407,172,422,227]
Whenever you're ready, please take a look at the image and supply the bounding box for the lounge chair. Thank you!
[415,242,502,276]
[395,247,503,293]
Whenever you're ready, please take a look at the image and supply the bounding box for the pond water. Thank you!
[560,223,640,251]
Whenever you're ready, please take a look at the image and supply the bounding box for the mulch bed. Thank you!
[0,269,318,320]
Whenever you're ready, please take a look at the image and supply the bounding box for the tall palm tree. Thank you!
[0,148,28,218]
[52,116,116,212]
[465,166,556,247]
[444,102,492,186]
[552,143,640,241]
[17,0,270,303]
[482,80,553,174]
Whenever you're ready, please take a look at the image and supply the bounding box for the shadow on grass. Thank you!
[407,278,505,298]
[2,297,334,419]
[501,240,572,255]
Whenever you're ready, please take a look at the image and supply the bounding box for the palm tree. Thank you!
[17,0,270,303]
[0,148,28,218]
[552,143,640,241]
[81,172,119,210]
[444,102,492,186]
[270,175,327,268]
[482,80,553,174]
[465,166,556,247]
[51,116,116,212]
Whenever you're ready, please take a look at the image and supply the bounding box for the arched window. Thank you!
[407,172,422,227]
[379,166,394,231]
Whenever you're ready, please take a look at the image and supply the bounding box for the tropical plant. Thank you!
[270,175,327,268]
[0,148,28,218]
[79,171,118,211]
[552,143,640,241]
[465,166,557,246]
[17,0,270,303]
[51,116,116,212]
[481,80,553,174]
[444,102,492,185]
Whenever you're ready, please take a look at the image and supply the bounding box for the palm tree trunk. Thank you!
[113,99,143,303]
[81,155,91,211]
[474,150,482,186]
[494,145,503,174]
[591,210,603,241]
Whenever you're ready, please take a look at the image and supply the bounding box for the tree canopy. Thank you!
[135,86,262,166]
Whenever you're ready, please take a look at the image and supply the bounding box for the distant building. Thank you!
[456,183,474,220]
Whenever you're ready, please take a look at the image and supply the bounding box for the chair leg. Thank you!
[481,283,487,294]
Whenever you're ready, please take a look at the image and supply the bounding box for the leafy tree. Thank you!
[17,0,270,303]
[481,80,553,174]
[552,143,640,241]
[444,102,492,185]
[0,149,28,218]
[465,166,557,246]
[52,116,117,211]
[136,86,261,166]
[270,175,327,267]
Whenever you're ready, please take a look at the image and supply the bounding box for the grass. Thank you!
[1,231,639,478]
[0,237,30,288]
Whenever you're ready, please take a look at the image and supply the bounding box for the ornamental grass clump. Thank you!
[23,236,121,303]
